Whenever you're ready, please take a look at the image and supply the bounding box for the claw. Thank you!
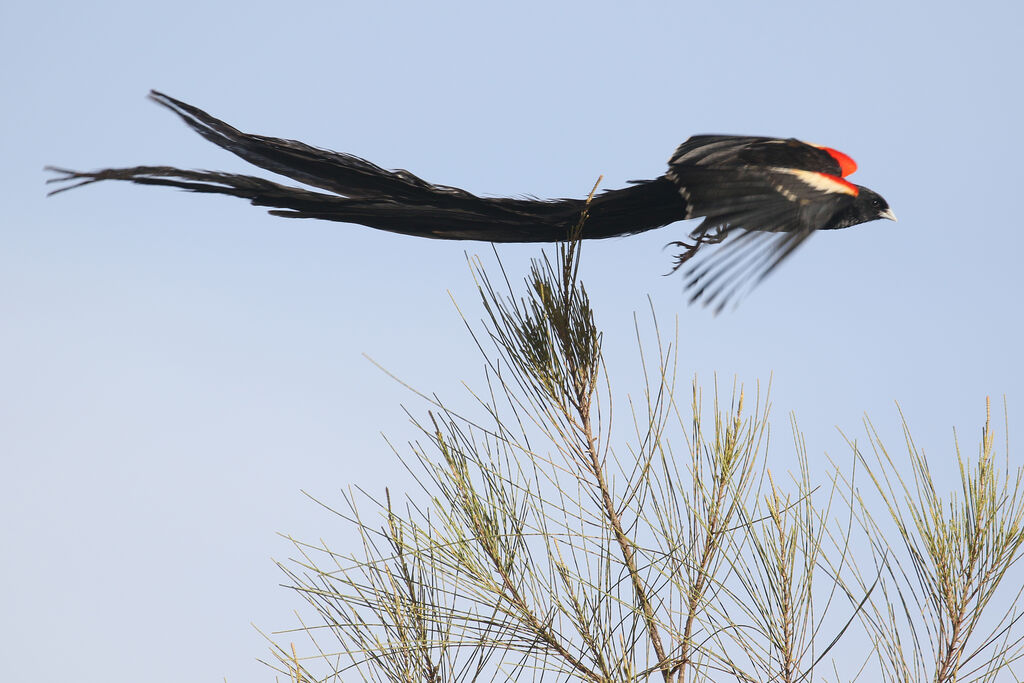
[665,240,701,274]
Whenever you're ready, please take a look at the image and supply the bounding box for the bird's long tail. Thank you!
[46,91,689,243]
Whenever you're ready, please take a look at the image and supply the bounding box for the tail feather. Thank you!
[47,91,690,243]
[266,178,688,242]
[148,91,451,203]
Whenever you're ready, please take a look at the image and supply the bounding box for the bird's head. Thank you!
[846,186,896,227]
[856,187,897,224]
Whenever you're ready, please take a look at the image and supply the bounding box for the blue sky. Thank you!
[3,1,1022,681]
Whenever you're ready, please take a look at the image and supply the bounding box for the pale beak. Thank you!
[880,208,897,222]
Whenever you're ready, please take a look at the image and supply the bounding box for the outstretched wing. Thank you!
[666,143,861,311]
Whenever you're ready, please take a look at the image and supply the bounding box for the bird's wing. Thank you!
[670,135,856,178]
[666,164,859,311]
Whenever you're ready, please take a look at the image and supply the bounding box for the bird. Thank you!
[47,91,895,311]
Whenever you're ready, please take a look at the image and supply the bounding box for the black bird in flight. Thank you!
[47,91,895,310]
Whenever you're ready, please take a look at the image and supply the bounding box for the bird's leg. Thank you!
[665,226,727,273]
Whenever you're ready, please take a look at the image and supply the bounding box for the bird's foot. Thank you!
[666,240,701,274]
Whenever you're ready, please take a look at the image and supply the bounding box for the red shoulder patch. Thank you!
[820,147,858,177]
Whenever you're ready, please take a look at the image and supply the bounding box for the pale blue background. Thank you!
[3,1,1022,681]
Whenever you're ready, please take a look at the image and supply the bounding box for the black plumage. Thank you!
[47,92,895,310]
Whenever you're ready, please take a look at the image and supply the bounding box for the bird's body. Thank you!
[47,92,894,309]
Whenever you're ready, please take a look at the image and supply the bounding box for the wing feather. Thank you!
[665,159,852,310]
